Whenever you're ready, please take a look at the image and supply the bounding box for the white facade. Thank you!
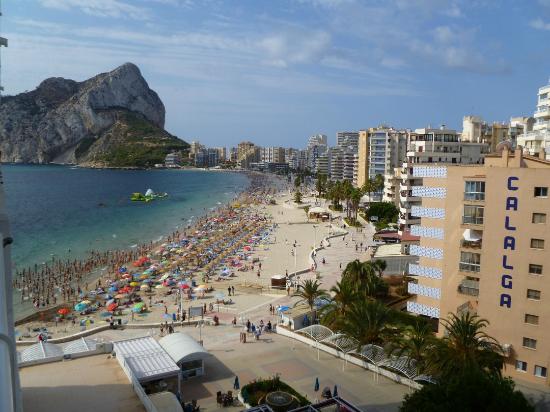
[336,131,359,149]
[518,80,550,157]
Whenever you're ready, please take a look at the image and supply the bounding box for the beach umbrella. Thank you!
[233,376,240,390]
[277,306,290,313]
[57,308,70,316]
[333,385,338,397]
[130,282,139,287]
[140,284,150,291]
[107,303,118,312]
[115,293,127,299]
[162,313,171,319]
[133,302,145,312]
[74,303,87,312]
[81,300,92,305]
[100,312,112,318]
[108,286,118,293]
[314,377,319,392]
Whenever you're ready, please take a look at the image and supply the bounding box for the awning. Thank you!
[114,336,179,383]
[308,207,328,215]
[158,333,210,365]
[462,229,481,241]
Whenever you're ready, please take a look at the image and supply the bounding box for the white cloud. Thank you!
[38,0,150,20]
[531,18,550,31]
[258,30,332,67]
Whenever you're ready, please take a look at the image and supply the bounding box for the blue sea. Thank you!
[2,165,249,318]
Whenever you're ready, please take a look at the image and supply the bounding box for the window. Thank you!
[462,205,484,225]
[532,213,547,224]
[459,251,481,272]
[531,239,545,249]
[535,365,547,378]
[464,181,485,201]
[523,337,537,349]
[525,314,540,325]
[534,187,548,198]
[529,264,543,275]
[527,289,541,300]
[516,360,528,372]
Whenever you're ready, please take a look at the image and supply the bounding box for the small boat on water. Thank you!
[131,188,168,202]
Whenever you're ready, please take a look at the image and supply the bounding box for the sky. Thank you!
[3,0,550,148]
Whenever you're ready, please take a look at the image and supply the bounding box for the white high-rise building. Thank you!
[336,131,359,149]
[518,79,550,157]
[307,134,327,149]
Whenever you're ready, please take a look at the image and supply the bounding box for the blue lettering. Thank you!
[503,236,515,251]
[506,197,518,211]
[505,216,516,231]
[507,176,519,191]
[503,255,513,270]
[500,294,512,308]
[502,274,513,288]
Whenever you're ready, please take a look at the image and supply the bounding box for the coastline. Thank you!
[9,167,255,322]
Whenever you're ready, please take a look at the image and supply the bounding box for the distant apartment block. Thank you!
[165,152,181,167]
[518,79,550,158]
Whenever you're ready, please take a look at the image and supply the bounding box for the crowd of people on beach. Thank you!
[12,171,280,326]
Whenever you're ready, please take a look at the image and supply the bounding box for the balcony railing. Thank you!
[464,192,485,201]
[462,216,483,225]
[459,262,481,273]
[460,239,482,249]
[458,280,480,296]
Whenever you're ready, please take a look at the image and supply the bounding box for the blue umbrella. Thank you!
[277,306,290,312]
[233,376,240,390]
[314,377,319,392]
[333,385,338,397]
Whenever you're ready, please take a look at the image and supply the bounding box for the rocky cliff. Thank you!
[0,63,188,166]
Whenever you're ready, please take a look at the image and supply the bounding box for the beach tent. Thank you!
[159,332,211,377]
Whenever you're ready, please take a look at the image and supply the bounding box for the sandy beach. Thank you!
[14,174,375,343]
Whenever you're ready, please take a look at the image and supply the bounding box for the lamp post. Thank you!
[294,245,297,276]
[313,225,318,250]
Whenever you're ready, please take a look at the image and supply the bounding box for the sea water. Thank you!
[2,165,249,319]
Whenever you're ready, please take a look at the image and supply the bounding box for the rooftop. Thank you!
[374,244,404,258]
[19,354,145,412]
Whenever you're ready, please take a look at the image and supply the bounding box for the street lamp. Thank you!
[313,224,318,250]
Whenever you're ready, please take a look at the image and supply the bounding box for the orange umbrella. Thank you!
[57,308,70,316]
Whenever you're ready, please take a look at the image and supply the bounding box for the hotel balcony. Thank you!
[463,192,485,202]
[459,262,480,273]
[400,191,420,203]
[535,106,550,118]
[462,215,483,226]
[458,279,480,296]
[460,239,482,250]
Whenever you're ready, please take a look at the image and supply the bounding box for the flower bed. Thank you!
[241,375,310,409]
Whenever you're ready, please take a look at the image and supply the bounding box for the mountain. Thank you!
[0,63,189,167]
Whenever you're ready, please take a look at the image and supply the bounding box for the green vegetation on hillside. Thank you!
[87,111,189,168]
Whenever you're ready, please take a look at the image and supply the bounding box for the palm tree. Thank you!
[342,260,387,298]
[350,187,363,222]
[430,312,504,379]
[319,279,357,329]
[341,300,391,347]
[292,279,329,321]
[304,205,310,222]
[389,321,437,375]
